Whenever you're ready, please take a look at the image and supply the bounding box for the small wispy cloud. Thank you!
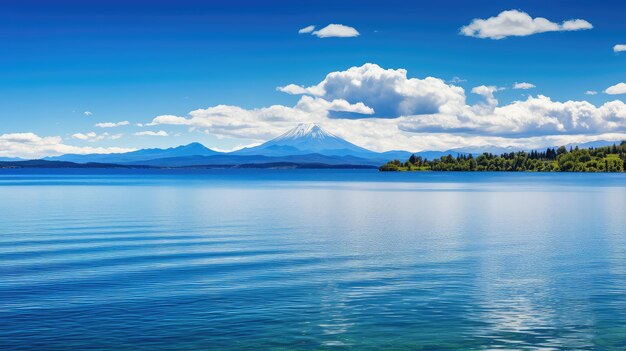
[72,132,122,142]
[585,90,598,95]
[298,25,315,34]
[299,24,359,38]
[72,132,97,140]
[134,130,169,137]
[313,24,359,38]
[614,44,626,53]
[447,76,467,84]
[276,84,309,95]
[83,111,93,117]
[513,82,536,90]
[94,121,130,128]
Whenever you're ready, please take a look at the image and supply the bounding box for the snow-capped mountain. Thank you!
[234,123,376,157]
[275,123,329,140]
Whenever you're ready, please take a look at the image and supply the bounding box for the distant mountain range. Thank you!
[0,157,26,162]
[43,124,412,168]
[45,142,219,164]
[2,123,624,169]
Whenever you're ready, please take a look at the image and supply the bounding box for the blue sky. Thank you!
[1,0,625,157]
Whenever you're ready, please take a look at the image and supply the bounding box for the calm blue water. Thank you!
[1,169,625,350]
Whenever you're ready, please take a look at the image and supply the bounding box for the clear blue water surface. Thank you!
[1,169,625,350]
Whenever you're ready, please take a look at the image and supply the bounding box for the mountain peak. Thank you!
[275,123,334,141]
[178,142,208,150]
[232,123,375,157]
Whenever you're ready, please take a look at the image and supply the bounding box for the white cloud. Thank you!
[94,121,130,128]
[72,132,123,142]
[277,84,309,95]
[148,115,189,126]
[448,76,467,84]
[399,95,626,137]
[614,44,626,53]
[0,132,133,159]
[295,96,374,115]
[513,82,536,90]
[585,90,598,95]
[84,111,93,116]
[605,82,626,95]
[470,85,502,115]
[149,96,373,140]
[72,132,97,140]
[277,63,466,118]
[298,25,315,34]
[311,24,359,38]
[150,105,304,140]
[560,19,594,31]
[134,130,169,137]
[460,10,592,39]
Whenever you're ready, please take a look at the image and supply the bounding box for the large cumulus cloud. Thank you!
[399,95,626,137]
[149,96,373,140]
[278,63,466,118]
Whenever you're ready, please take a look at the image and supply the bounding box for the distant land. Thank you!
[0,160,155,169]
[0,159,376,170]
[1,124,624,170]
[380,142,626,172]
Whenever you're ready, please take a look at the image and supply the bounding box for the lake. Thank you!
[1,169,625,350]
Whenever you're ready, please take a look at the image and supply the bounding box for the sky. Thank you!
[1,0,625,158]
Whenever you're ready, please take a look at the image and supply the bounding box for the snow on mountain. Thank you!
[272,123,334,141]
[234,123,376,157]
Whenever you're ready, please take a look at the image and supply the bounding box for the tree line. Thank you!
[380,142,626,172]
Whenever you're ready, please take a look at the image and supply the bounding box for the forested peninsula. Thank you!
[380,142,626,172]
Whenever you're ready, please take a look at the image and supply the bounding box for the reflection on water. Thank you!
[1,170,625,350]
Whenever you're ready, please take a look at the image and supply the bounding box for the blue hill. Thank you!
[46,142,219,164]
